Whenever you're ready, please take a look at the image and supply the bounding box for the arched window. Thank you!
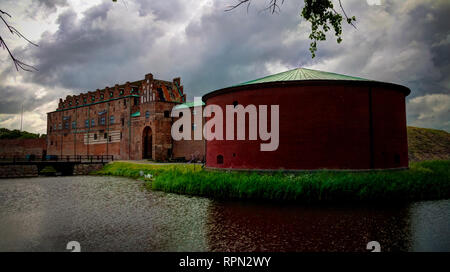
[110,116,115,124]
[145,111,150,118]
[217,155,223,164]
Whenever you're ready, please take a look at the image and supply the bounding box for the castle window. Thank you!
[72,121,76,129]
[104,133,107,139]
[145,111,150,118]
[100,117,106,125]
[58,123,62,130]
[121,118,124,126]
[85,120,89,128]
[110,116,115,124]
[109,136,112,142]
[94,134,97,140]
[164,111,170,118]
[64,122,69,129]
[69,101,72,106]
[110,92,113,97]
[91,119,95,127]
[134,97,139,105]
[100,94,104,99]
[91,96,95,102]
[120,90,124,95]
[83,98,87,103]
[217,155,224,164]
[76,100,79,105]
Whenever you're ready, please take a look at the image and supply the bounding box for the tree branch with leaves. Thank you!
[226,0,356,58]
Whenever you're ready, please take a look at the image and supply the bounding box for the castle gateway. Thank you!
[46,73,205,161]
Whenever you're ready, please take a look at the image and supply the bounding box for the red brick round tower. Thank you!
[202,68,410,170]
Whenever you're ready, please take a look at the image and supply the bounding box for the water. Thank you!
[0,176,448,252]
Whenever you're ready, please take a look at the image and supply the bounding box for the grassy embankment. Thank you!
[407,126,450,162]
[94,160,450,203]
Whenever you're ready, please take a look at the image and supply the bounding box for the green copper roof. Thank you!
[131,111,140,117]
[236,67,369,86]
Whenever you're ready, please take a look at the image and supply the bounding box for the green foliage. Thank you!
[302,0,356,58]
[97,160,450,203]
[0,127,41,139]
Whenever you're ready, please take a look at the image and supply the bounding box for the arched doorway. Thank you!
[142,126,152,159]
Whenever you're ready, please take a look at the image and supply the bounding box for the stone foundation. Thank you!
[0,164,105,178]
[73,164,105,175]
[0,165,38,178]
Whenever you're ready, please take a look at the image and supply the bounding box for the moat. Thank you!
[0,176,449,252]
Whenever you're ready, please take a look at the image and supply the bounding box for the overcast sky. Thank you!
[0,0,449,134]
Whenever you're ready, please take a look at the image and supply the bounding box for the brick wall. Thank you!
[0,138,46,158]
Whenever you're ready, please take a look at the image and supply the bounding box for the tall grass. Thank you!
[95,160,450,203]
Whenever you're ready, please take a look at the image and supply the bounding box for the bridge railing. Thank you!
[0,155,114,163]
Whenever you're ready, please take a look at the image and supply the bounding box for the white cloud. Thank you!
[407,94,450,131]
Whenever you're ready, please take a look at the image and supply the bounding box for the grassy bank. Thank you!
[94,160,450,203]
[407,126,449,162]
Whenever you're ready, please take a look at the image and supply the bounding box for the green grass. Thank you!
[94,160,450,203]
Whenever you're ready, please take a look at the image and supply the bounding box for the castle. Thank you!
[46,73,205,161]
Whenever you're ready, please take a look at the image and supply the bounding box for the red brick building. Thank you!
[203,68,411,170]
[46,73,205,161]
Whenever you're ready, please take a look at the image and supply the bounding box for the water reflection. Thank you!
[206,201,415,252]
[408,200,450,252]
[0,176,210,251]
[0,176,448,252]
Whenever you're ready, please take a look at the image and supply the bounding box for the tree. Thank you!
[0,9,38,71]
[226,0,356,58]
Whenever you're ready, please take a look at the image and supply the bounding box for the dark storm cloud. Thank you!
[1,0,449,132]
[0,84,55,114]
[28,0,69,17]
[309,0,450,99]
[136,0,185,21]
[23,2,163,91]
[170,0,310,95]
